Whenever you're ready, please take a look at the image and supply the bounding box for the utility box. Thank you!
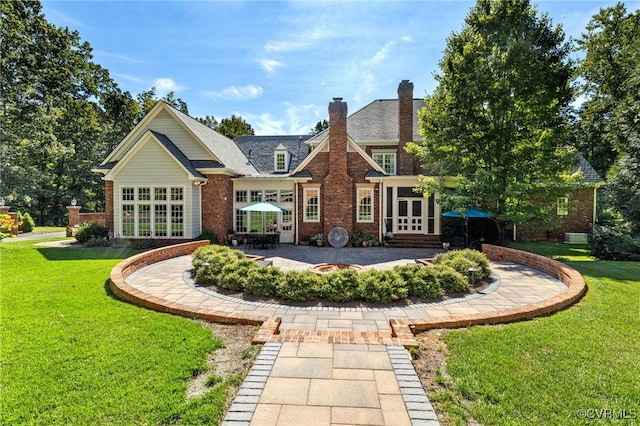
[564,232,588,244]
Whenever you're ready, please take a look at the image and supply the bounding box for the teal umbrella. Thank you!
[442,208,494,247]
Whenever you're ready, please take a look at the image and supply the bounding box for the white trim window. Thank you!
[303,187,320,222]
[557,196,569,216]
[274,146,290,172]
[357,187,374,222]
[120,186,184,238]
[372,151,397,175]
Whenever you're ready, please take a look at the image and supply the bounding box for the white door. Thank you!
[397,198,423,233]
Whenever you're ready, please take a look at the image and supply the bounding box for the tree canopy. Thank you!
[199,114,255,139]
[577,3,640,231]
[408,0,580,242]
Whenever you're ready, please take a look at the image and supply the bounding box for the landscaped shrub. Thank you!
[19,212,35,233]
[244,266,285,297]
[321,269,360,302]
[434,248,490,278]
[358,269,407,303]
[591,223,640,261]
[394,264,444,299]
[439,256,482,282]
[434,264,469,293]
[0,214,15,240]
[193,245,244,284]
[218,259,257,290]
[278,270,322,302]
[197,229,219,245]
[75,222,109,243]
[85,236,112,247]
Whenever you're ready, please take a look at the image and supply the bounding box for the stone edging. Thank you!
[109,240,272,327]
[395,244,588,332]
[110,242,587,345]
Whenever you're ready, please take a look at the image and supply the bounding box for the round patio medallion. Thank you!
[327,226,349,248]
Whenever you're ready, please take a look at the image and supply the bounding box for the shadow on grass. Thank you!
[36,246,139,261]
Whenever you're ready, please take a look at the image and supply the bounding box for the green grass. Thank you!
[32,226,66,234]
[433,241,640,425]
[0,239,241,425]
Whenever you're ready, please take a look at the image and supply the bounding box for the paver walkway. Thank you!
[123,245,568,425]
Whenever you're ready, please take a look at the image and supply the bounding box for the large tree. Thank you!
[575,3,640,177]
[408,0,580,243]
[0,0,116,224]
[576,3,640,229]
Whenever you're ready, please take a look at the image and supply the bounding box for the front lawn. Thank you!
[425,242,640,425]
[0,239,241,425]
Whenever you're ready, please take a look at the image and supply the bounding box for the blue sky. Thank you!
[42,0,637,135]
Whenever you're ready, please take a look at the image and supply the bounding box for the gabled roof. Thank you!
[99,101,256,176]
[103,130,206,181]
[149,131,205,179]
[234,135,311,175]
[168,105,256,175]
[575,152,603,184]
[307,99,425,144]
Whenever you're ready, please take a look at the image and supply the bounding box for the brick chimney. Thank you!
[323,97,353,233]
[397,80,415,175]
[328,97,348,175]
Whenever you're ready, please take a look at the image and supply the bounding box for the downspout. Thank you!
[294,180,299,244]
[592,187,598,235]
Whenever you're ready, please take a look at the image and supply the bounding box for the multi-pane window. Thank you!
[235,210,248,233]
[250,190,262,202]
[138,187,150,201]
[122,204,135,237]
[281,210,293,231]
[154,205,167,237]
[372,152,396,175]
[280,190,294,203]
[265,190,278,203]
[154,187,167,201]
[557,197,569,216]
[120,186,184,238]
[171,205,183,237]
[275,152,286,171]
[304,188,320,222]
[357,188,373,222]
[235,190,247,203]
[122,187,135,201]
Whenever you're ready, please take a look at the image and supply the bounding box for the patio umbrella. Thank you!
[441,208,494,246]
[239,201,286,236]
[441,207,494,219]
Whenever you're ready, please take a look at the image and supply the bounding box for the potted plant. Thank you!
[310,233,324,246]
[350,229,364,247]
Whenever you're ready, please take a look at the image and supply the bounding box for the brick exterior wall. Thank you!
[201,174,234,241]
[105,181,114,234]
[298,98,381,244]
[517,188,596,241]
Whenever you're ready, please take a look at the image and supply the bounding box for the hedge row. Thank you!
[192,245,491,304]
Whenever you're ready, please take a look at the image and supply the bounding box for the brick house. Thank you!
[89,80,602,246]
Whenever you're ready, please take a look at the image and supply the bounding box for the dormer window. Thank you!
[274,144,290,172]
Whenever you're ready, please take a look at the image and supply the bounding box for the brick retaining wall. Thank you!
[109,240,270,327]
[399,244,587,332]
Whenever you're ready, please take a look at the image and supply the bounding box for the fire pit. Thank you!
[309,263,365,275]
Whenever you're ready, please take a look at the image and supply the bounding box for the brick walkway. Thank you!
[122,245,570,426]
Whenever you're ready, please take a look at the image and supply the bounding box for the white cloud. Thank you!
[153,78,184,95]
[364,40,397,66]
[113,73,146,84]
[203,85,264,101]
[258,59,283,74]
[245,103,323,136]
